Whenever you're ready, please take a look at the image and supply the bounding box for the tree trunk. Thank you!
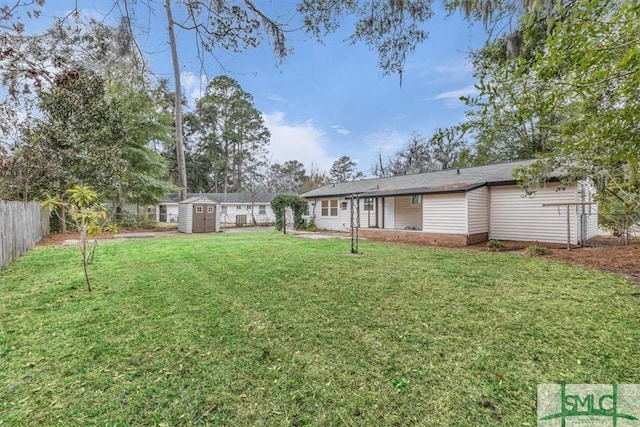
[58,205,66,233]
[165,0,188,201]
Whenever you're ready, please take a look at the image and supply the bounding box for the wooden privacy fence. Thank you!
[0,200,50,270]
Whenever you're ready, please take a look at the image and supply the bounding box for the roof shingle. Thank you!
[299,160,552,198]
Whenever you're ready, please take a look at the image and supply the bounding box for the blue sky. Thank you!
[37,1,486,175]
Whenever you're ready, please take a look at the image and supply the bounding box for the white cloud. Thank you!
[266,95,286,102]
[363,129,406,153]
[432,85,479,108]
[180,72,209,106]
[263,112,336,172]
[433,61,473,76]
[331,124,351,136]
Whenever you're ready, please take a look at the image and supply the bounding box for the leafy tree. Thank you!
[299,164,330,193]
[1,14,143,138]
[106,81,177,214]
[265,160,307,193]
[15,71,126,205]
[454,0,640,240]
[459,25,556,165]
[41,185,117,292]
[189,76,270,194]
[516,0,640,240]
[330,156,364,183]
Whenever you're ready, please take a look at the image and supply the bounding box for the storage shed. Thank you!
[178,196,220,233]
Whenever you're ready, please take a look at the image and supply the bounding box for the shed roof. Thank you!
[300,159,559,198]
[167,192,279,204]
[179,196,217,204]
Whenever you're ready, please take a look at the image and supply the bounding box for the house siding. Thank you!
[311,197,352,231]
[395,196,422,230]
[219,203,276,226]
[157,203,180,223]
[466,187,490,234]
[422,193,466,234]
[489,183,580,244]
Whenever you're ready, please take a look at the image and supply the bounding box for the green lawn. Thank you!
[1,232,639,425]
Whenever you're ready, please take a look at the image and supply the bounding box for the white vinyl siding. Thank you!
[395,196,422,230]
[490,183,580,244]
[422,193,466,233]
[157,203,179,223]
[466,187,489,234]
[218,203,276,225]
[312,197,351,231]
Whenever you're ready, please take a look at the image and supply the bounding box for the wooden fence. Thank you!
[0,200,50,270]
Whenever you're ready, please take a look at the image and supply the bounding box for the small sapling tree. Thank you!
[41,185,117,291]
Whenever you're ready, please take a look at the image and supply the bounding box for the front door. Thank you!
[192,204,216,233]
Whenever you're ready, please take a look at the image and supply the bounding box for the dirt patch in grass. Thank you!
[545,240,640,284]
[38,228,176,246]
[471,237,640,284]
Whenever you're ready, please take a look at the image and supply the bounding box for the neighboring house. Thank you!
[157,192,278,226]
[299,160,598,247]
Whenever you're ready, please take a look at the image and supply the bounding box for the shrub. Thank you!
[306,217,317,231]
[113,212,158,229]
[525,245,550,256]
[487,239,505,251]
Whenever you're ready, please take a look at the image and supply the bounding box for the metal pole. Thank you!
[283,210,286,234]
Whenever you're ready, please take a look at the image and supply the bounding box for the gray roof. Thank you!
[300,160,557,198]
[166,192,278,204]
[179,196,217,204]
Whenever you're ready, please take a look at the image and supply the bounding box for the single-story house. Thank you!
[158,192,278,226]
[299,160,598,247]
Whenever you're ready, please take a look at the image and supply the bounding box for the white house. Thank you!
[158,192,278,227]
[299,160,598,247]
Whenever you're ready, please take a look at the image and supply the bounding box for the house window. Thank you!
[321,199,338,216]
[221,206,227,215]
[195,206,203,213]
[340,201,348,211]
[363,198,374,211]
[236,204,242,210]
[304,203,310,216]
[410,195,422,206]
[259,205,266,215]
[207,206,214,213]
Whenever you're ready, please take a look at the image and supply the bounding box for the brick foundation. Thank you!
[358,229,489,247]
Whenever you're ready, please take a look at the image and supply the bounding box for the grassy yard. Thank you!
[1,232,639,425]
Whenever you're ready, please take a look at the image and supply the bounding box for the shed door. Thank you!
[192,204,216,233]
